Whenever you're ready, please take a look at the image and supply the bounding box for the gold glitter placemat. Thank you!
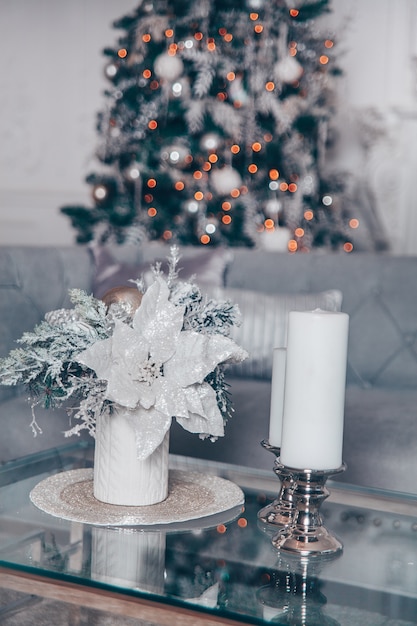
[30,468,245,527]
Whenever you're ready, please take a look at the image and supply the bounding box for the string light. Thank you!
[194,32,203,41]
[163,230,172,240]
[288,239,298,252]
[142,34,151,42]
[304,210,314,220]
[165,28,174,37]
[222,201,232,211]
[288,183,298,192]
[280,182,289,191]
[295,227,304,237]
[117,48,128,58]
[324,39,334,48]
[194,191,204,201]
[269,169,279,180]
[148,207,157,217]
[224,33,233,42]
[289,9,299,17]
[174,181,185,191]
[343,242,353,252]
[201,234,210,244]
[265,81,275,92]
[254,24,264,33]
[222,214,232,224]
[148,120,158,130]
[147,178,157,188]
[252,142,262,152]
[227,72,236,81]
[231,144,240,154]
[265,219,274,229]
[248,164,258,174]
[230,188,240,198]
[349,218,359,229]
[142,69,151,79]
[319,55,329,65]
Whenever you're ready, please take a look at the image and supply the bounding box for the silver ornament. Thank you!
[154,53,184,81]
[200,133,222,152]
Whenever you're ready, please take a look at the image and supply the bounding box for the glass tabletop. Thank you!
[0,441,416,625]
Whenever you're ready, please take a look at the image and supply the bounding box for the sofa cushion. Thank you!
[91,244,233,298]
[205,286,342,379]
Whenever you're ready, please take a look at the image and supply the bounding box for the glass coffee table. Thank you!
[0,441,416,625]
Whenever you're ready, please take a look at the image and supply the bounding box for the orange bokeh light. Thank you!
[227,72,236,81]
[222,214,232,224]
[249,13,259,20]
[349,218,359,229]
[288,239,298,252]
[252,142,262,152]
[231,144,240,154]
[295,227,304,237]
[254,24,264,33]
[147,178,157,188]
[289,9,300,17]
[142,34,151,43]
[265,81,275,91]
[194,191,204,201]
[269,169,279,180]
[280,182,289,191]
[324,39,334,48]
[248,164,258,174]
[344,242,354,252]
[142,69,151,79]
[194,32,203,41]
[224,33,233,42]
[216,523,227,533]
[304,210,314,220]
[174,181,185,191]
[208,154,218,163]
[264,219,274,229]
[231,188,240,198]
[320,55,329,65]
[222,201,232,211]
[147,207,157,217]
[118,48,128,58]
[193,171,203,180]
[165,29,174,37]
[163,230,172,240]
[148,120,158,130]
[237,518,248,528]
[288,183,298,192]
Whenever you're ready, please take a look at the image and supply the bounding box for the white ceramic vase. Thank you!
[93,410,169,506]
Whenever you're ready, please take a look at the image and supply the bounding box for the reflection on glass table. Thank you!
[0,441,416,625]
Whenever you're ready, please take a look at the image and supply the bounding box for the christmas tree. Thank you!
[62,0,352,251]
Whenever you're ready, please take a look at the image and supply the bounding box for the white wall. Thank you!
[0,0,416,251]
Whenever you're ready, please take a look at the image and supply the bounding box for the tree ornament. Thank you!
[92,184,110,204]
[101,286,143,317]
[265,198,282,217]
[211,167,242,196]
[228,75,249,105]
[247,0,265,7]
[104,62,119,81]
[154,53,184,81]
[160,144,191,168]
[123,162,141,181]
[200,133,222,152]
[170,77,190,99]
[274,56,304,84]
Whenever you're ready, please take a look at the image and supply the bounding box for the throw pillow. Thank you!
[206,286,343,379]
[91,245,234,299]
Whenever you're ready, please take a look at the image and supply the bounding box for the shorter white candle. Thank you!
[268,348,287,448]
[280,309,349,470]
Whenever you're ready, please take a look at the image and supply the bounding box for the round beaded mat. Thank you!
[30,468,245,527]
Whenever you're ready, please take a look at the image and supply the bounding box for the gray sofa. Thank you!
[1,244,416,495]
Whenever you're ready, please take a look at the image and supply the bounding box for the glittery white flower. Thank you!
[76,277,247,459]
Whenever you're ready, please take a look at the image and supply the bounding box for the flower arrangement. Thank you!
[0,247,247,460]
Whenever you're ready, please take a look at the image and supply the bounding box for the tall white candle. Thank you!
[268,348,287,448]
[280,309,349,470]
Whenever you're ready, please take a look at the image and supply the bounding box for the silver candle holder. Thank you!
[271,460,346,557]
[257,440,295,530]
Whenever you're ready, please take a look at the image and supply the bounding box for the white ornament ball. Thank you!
[274,56,304,84]
[154,53,184,81]
[265,198,282,217]
[200,133,222,152]
[210,167,242,196]
[170,77,190,99]
[160,144,190,168]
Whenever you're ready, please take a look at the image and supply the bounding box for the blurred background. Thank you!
[0,0,416,253]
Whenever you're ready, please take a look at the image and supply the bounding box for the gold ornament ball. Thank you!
[101,286,143,314]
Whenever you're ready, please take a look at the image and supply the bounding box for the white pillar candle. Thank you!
[268,347,287,448]
[280,309,349,470]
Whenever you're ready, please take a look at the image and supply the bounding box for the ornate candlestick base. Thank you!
[257,440,295,529]
[272,461,346,557]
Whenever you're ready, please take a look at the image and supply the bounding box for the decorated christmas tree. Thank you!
[62,0,353,251]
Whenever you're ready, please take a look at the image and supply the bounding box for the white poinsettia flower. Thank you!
[76,277,247,459]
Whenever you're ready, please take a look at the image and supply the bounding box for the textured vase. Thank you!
[93,410,169,506]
